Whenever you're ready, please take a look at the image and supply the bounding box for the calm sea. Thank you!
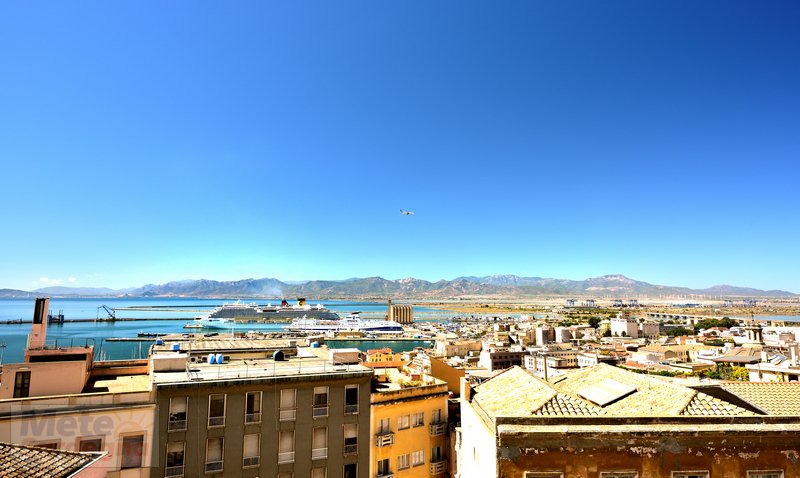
[0,298,449,364]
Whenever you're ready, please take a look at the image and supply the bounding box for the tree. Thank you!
[588,317,601,329]
[603,329,612,337]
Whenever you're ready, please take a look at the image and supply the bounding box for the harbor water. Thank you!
[0,298,450,363]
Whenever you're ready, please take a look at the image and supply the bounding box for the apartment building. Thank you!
[371,367,449,478]
[150,341,373,478]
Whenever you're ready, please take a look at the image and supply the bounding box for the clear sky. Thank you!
[1,1,798,292]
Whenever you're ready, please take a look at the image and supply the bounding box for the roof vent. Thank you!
[578,379,636,407]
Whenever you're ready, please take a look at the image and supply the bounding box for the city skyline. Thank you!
[2,1,799,292]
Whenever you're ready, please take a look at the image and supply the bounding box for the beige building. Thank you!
[371,367,449,478]
[459,364,800,478]
[0,298,155,478]
[150,340,373,478]
[387,300,414,324]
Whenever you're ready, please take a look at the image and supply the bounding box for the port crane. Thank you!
[96,305,116,321]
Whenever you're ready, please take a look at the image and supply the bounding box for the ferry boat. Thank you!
[189,316,283,331]
[284,313,404,334]
[202,298,340,322]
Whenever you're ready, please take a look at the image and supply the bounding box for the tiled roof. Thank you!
[682,392,756,416]
[0,442,103,478]
[472,364,763,420]
[534,393,601,416]
[721,382,800,415]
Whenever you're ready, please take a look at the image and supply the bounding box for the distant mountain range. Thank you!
[0,274,795,299]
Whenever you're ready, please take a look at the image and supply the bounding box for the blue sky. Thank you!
[1,1,798,292]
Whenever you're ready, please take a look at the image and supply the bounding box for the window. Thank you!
[344,464,357,478]
[672,473,709,478]
[13,371,31,398]
[205,437,223,473]
[431,446,442,462]
[208,394,225,427]
[78,438,102,452]
[312,426,328,460]
[278,474,293,478]
[397,453,410,470]
[747,472,784,478]
[278,430,295,463]
[314,386,329,418]
[378,417,391,434]
[601,473,638,478]
[280,388,296,421]
[311,468,327,478]
[398,414,410,430]
[121,435,144,469]
[168,397,188,432]
[165,442,185,477]
[245,391,261,424]
[524,474,563,478]
[35,441,59,449]
[432,408,442,423]
[412,411,425,427]
[243,433,260,467]
[345,384,359,413]
[378,458,391,476]
[412,449,424,466]
[343,423,358,454]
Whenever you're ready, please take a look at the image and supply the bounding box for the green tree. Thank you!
[588,317,601,329]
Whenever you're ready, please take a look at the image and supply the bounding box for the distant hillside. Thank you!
[0,289,37,299]
[5,274,796,298]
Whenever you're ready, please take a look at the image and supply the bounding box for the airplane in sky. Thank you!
[400,209,414,215]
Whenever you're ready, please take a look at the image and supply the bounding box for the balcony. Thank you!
[313,405,328,418]
[377,474,394,478]
[168,420,187,432]
[204,461,223,473]
[243,456,260,467]
[165,465,184,477]
[208,416,225,427]
[245,412,261,424]
[429,422,446,436]
[344,403,359,414]
[279,408,296,421]
[430,460,447,475]
[344,443,358,455]
[312,447,328,460]
[278,451,295,464]
[375,432,394,447]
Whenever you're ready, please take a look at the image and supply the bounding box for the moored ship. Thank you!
[203,298,340,322]
[284,312,404,334]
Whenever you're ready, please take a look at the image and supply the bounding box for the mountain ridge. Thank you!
[1,274,795,298]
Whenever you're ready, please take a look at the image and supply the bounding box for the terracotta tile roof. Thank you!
[720,382,800,415]
[681,392,756,416]
[534,393,601,416]
[472,364,764,420]
[0,442,103,478]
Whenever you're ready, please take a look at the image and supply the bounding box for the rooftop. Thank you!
[471,364,756,422]
[0,442,104,478]
[720,382,800,415]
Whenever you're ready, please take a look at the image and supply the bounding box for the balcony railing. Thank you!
[204,461,223,473]
[344,403,359,414]
[429,422,446,436]
[278,451,295,464]
[279,408,296,421]
[430,460,447,474]
[312,447,328,460]
[344,443,358,455]
[168,420,187,432]
[165,465,184,477]
[245,412,261,424]
[313,405,328,418]
[375,432,394,447]
[208,416,225,427]
[377,474,394,478]
[243,456,260,467]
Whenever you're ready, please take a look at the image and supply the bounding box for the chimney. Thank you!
[29,297,49,349]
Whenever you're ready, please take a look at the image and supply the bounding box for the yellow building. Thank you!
[371,368,449,478]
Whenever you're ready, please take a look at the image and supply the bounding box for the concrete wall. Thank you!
[0,361,89,399]
[458,394,497,478]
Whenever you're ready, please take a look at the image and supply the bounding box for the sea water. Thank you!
[0,298,451,363]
